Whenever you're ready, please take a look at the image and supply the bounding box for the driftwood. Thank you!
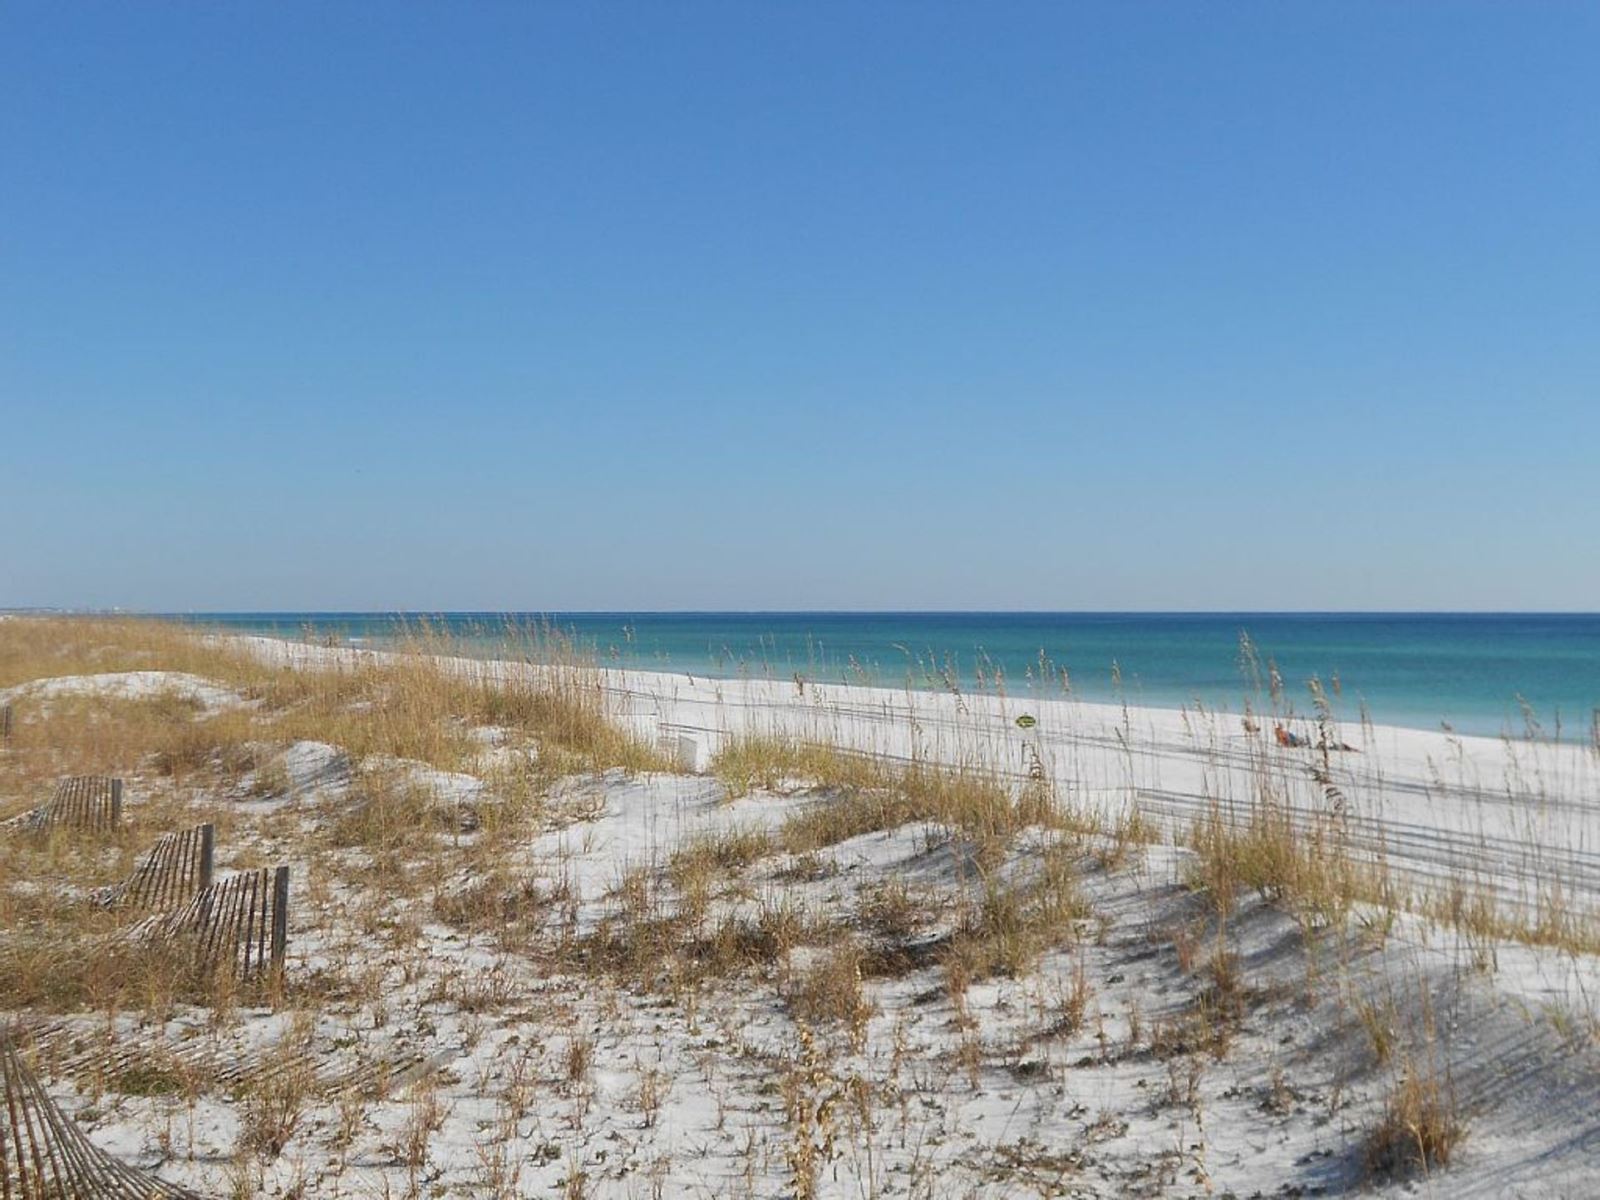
[93,825,216,913]
[3,776,124,836]
[0,1024,206,1199]
[125,867,288,980]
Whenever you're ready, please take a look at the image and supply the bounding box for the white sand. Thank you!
[1,669,248,712]
[242,634,1600,921]
[12,646,1600,1196]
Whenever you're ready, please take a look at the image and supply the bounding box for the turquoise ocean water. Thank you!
[175,613,1600,741]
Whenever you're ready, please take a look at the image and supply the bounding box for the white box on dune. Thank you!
[655,731,701,773]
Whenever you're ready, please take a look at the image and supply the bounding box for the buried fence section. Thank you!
[3,775,124,836]
[52,775,123,831]
[133,866,290,980]
[17,1014,454,1102]
[97,824,215,913]
[1,1024,206,1199]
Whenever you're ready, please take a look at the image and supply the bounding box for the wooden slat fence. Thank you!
[1,1024,206,1199]
[2,776,123,836]
[12,1018,449,1103]
[125,867,289,980]
[92,825,215,913]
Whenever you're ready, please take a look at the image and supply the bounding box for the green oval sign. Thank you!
[1015,714,1037,729]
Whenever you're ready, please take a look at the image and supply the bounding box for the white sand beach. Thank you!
[246,634,1600,924]
[6,630,1600,1198]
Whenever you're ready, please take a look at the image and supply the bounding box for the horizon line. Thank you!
[9,608,1597,619]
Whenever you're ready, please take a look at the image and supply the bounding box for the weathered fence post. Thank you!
[270,865,290,971]
[199,823,215,892]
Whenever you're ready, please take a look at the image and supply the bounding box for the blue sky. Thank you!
[3,3,1596,611]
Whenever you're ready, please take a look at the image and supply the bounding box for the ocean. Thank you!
[171,612,1600,741]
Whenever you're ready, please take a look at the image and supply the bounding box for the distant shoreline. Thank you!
[183,611,1600,742]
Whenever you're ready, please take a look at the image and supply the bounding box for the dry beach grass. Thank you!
[3,615,1600,1196]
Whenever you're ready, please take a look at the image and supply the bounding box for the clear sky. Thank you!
[2,3,1596,612]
